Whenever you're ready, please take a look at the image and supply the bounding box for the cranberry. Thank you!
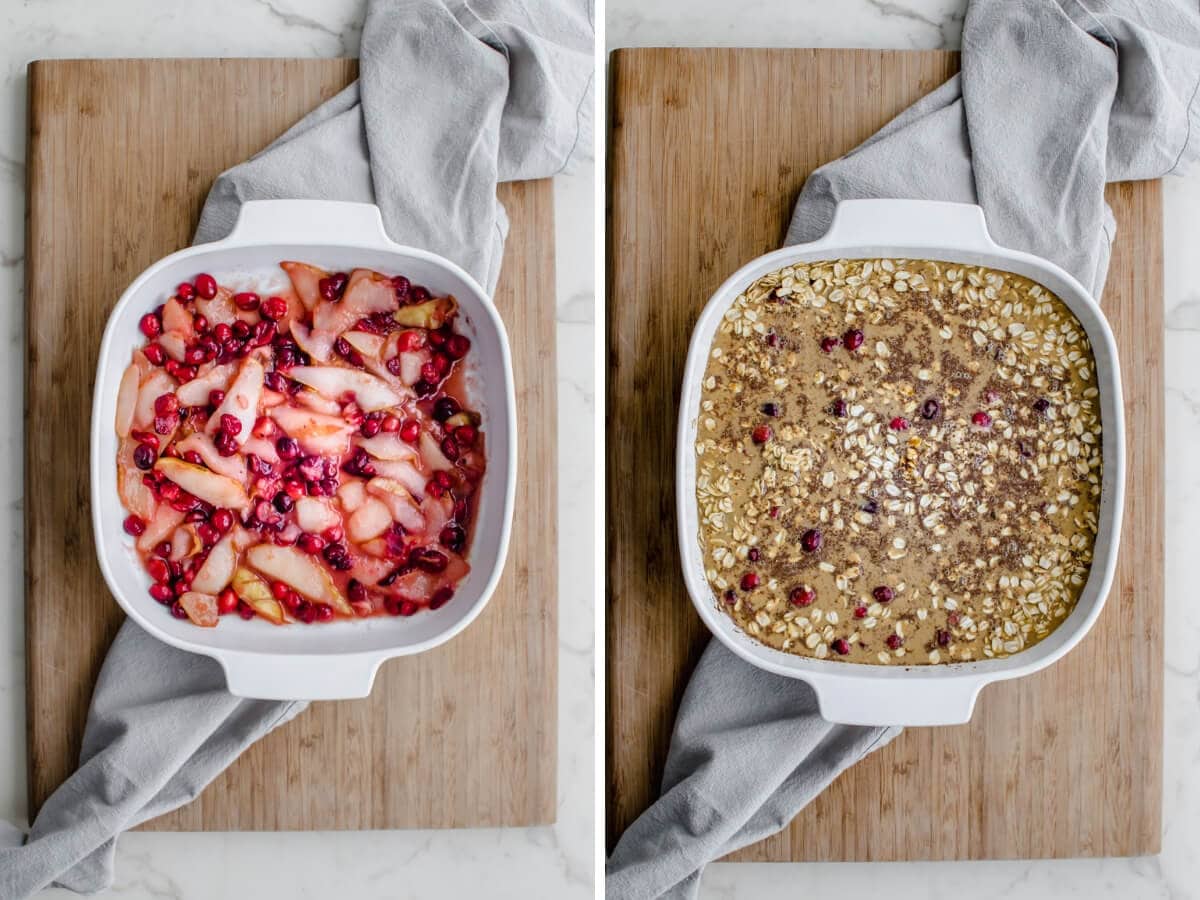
[217,588,238,615]
[740,572,760,591]
[322,526,344,543]
[831,399,848,417]
[413,547,449,573]
[232,320,251,339]
[434,397,460,422]
[215,431,239,457]
[853,605,868,619]
[123,515,146,536]
[194,273,217,299]
[747,547,760,562]
[768,506,780,519]
[444,334,471,360]
[800,528,822,552]
[842,329,864,351]
[270,580,291,600]
[315,603,334,622]
[455,425,477,446]
[139,313,162,338]
[1033,398,1051,414]
[411,286,431,303]
[751,425,772,444]
[202,389,224,410]
[885,634,903,650]
[724,589,737,605]
[396,599,419,617]
[984,389,999,405]
[212,322,233,343]
[862,498,879,515]
[766,331,780,348]
[381,415,400,433]
[296,533,324,556]
[133,443,156,470]
[440,523,466,551]
[889,417,909,431]
[197,523,220,545]
[250,320,276,348]
[936,629,951,647]
[420,362,441,384]
[921,398,940,419]
[440,436,460,461]
[360,416,382,438]
[218,413,242,437]
[392,275,411,301]
[149,583,173,603]
[155,540,173,558]
[143,343,166,366]
[761,402,780,417]
[283,478,306,500]
[873,585,894,603]
[183,450,204,466]
[399,419,420,443]
[193,313,209,334]
[318,272,349,301]
[430,587,454,610]
[183,346,207,366]
[396,330,423,352]
[972,410,992,428]
[147,558,170,583]
[413,379,436,398]
[276,437,301,460]
[232,291,260,312]
[237,600,255,620]
[175,282,195,302]
[210,509,234,533]
[153,415,174,436]
[820,336,838,353]
[323,542,353,570]
[789,586,815,607]
[261,296,288,321]
[154,393,178,417]
[832,638,851,656]
[430,353,451,376]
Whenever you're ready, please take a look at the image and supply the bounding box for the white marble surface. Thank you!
[0,1,594,897]
[607,1,1198,898]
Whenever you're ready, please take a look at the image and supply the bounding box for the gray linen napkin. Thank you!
[1,1,592,896]
[606,2,1200,897]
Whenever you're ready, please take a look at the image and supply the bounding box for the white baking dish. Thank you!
[677,199,1125,727]
[91,199,517,701]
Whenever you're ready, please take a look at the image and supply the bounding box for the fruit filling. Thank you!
[115,263,483,627]
[696,258,1102,665]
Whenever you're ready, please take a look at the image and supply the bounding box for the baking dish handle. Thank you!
[223,199,394,249]
[808,675,986,727]
[220,653,383,701]
[820,199,998,255]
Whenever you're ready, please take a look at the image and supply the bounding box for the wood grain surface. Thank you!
[26,58,557,830]
[607,48,1163,861]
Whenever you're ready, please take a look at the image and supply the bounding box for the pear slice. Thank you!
[245,544,351,615]
[232,566,285,624]
[174,432,248,484]
[191,532,238,594]
[134,369,177,431]
[289,366,402,412]
[295,496,340,533]
[342,330,385,360]
[205,355,264,446]
[337,479,367,513]
[154,457,250,512]
[371,458,428,499]
[366,478,426,533]
[136,506,185,554]
[115,362,140,438]
[347,497,393,543]
[161,296,195,337]
[313,268,397,335]
[356,433,421,463]
[296,387,342,417]
[241,436,280,465]
[281,261,329,311]
[392,295,457,330]
[178,591,219,627]
[397,350,427,386]
[290,321,335,363]
[419,431,456,472]
[175,363,236,407]
[195,286,238,326]
[268,405,353,457]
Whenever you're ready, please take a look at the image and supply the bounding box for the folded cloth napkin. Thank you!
[606,2,1200,897]
[0,1,592,896]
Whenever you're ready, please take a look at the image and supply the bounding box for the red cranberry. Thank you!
[984,389,999,405]
[139,313,161,338]
[413,547,449,573]
[149,583,173,603]
[298,532,326,555]
[396,330,424,352]
[413,379,436,397]
[315,603,334,622]
[232,291,260,312]
[761,402,780,417]
[889,417,909,431]
[322,526,344,543]
[237,600,255,620]
[831,399,848,418]
[133,443,156,470]
[183,450,204,466]
[219,413,242,437]
[433,397,460,422]
[455,425,477,446]
[820,336,838,353]
[209,509,233,534]
[143,343,166,365]
[261,296,288,321]
[250,320,276,348]
[411,286,431,303]
[154,393,179,417]
[215,431,239,457]
[194,273,217,299]
[766,331,780,348]
[176,282,195,302]
[318,272,349,301]
[440,523,466,551]
[936,629,951,647]
[276,436,300,460]
[392,275,411,301]
[800,528,822,552]
[217,588,238,615]
[740,572,760,591]
[872,585,894,603]
[399,419,420,443]
[747,547,760,562]
[123,514,146,536]
[724,589,737,605]
[232,320,251,339]
[184,346,208,366]
[972,411,992,428]
[147,558,170,583]
[790,586,815,607]
[193,313,209,334]
[197,523,220,545]
[381,415,400,433]
[444,334,471,360]
[1033,398,1051,414]
[270,580,290,600]
[155,540,174,558]
[430,587,454,610]
[751,425,773,444]
[212,322,233,343]
[842,329,864,351]
[153,415,174,436]
[885,634,903,650]
[768,506,780,519]
[396,599,418,617]
[853,605,868,619]
[921,398,940,419]
[440,436,461,461]
[831,638,851,655]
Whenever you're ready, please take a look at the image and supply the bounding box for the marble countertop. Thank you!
[608,1,1197,899]
[0,1,594,897]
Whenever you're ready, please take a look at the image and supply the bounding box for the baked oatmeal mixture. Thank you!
[695,258,1102,665]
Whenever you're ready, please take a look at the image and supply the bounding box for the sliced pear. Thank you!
[289,366,402,412]
[115,362,140,438]
[366,478,426,532]
[174,432,248,483]
[337,479,367,513]
[195,286,238,326]
[356,433,420,463]
[295,496,340,533]
[397,350,428,386]
[393,295,456,330]
[205,355,264,446]
[161,296,195,337]
[295,387,342,417]
[117,439,158,520]
[342,330,385,360]
[347,497,393,543]
[241,436,280,465]
[313,268,397,335]
[268,405,353,457]
[134,369,177,430]
[154,457,250,512]
[290,321,335,363]
[371,458,427,499]
[389,569,439,602]
[191,532,238,594]
[169,525,200,561]
[281,261,329,311]
[419,430,456,472]
[420,495,452,540]
[175,363,236,407]
[158,332,188,363]
[136,506,185,554]
[349,555,396,586]
[233,566,285,624]
[244,544,350,615]
[178,591,219,627]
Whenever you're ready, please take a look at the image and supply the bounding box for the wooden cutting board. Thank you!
[607,48,1163,861]
[25,59,557,830]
